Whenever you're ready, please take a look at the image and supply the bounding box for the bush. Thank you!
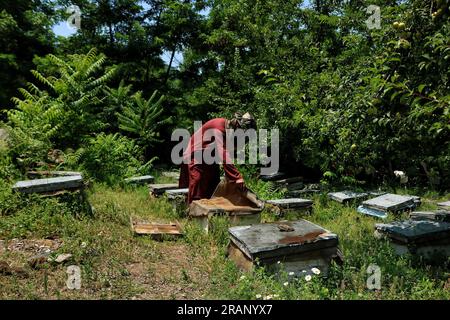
[65,133,149,185]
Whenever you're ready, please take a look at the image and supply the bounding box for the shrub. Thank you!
[65,133,149,185]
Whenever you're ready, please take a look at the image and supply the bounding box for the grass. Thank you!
[0,175,449,300]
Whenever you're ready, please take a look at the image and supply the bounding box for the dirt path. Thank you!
[127,242,211,300]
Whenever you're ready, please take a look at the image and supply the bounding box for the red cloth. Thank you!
[179,118,243,204]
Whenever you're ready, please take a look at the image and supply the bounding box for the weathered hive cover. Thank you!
[438,201,450,210]
[410,211,450,223]
[12,175,83,194]
[266,198,313,209]
[328,191,368,203]
[124,175,154,185]
[165,188,188,195]
[229,220,338,260]
[362,193,416,212]
[375,220,450,244]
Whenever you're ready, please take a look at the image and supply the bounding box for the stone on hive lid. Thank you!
[362,193,416,212]
[12,175,84,194]
[328,191,368,203]
[266,198,313,209]
[229,219,338,260]
[375,220,450,245]
[438,201,450,210]
[124,175,154,185]
[410,210,450,223]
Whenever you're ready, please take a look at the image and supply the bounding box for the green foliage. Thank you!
[181,0,450,189]
[65,133,148,185]
[117,89,171,148]
[4,48,123,173]
[0,1,55,111]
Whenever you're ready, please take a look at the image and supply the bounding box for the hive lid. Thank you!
[362,193,416,212]
[229,220,338,260]
[266,198,313,209]
[410,211,450,222]
[12,175,84,194]
[328,191,368,203]
[438,201,450,210]
[375,220,450,244]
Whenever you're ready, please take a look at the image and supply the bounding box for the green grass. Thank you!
[0,176,449,300]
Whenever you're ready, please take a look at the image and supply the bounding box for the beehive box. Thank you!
[410,210,450,223]
[438,201,450,210]
[165,188,189,215]
[375,220,450,260]
[149,183,179,197]
[188,181,264,232]
[124,175,155,185]
[328,191,368,204]
[12,175,84,194]
[362,193,418,212]
[266,198,313,215]
[228,220,339,276]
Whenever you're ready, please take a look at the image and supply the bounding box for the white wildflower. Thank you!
[239,275,246,281]
[305,275,312,282]
[311,267,321,275]
[283,282,289,287]
[264,295,273,300]
[255,294,262,299]
[288,272,295,276]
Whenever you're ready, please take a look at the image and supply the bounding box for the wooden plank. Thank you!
[328,191,368,203]
[12,175,83,194]
[362,193,416,212]
[124,175,154,185]
[229,220,338,260]
[131,220,183,240]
